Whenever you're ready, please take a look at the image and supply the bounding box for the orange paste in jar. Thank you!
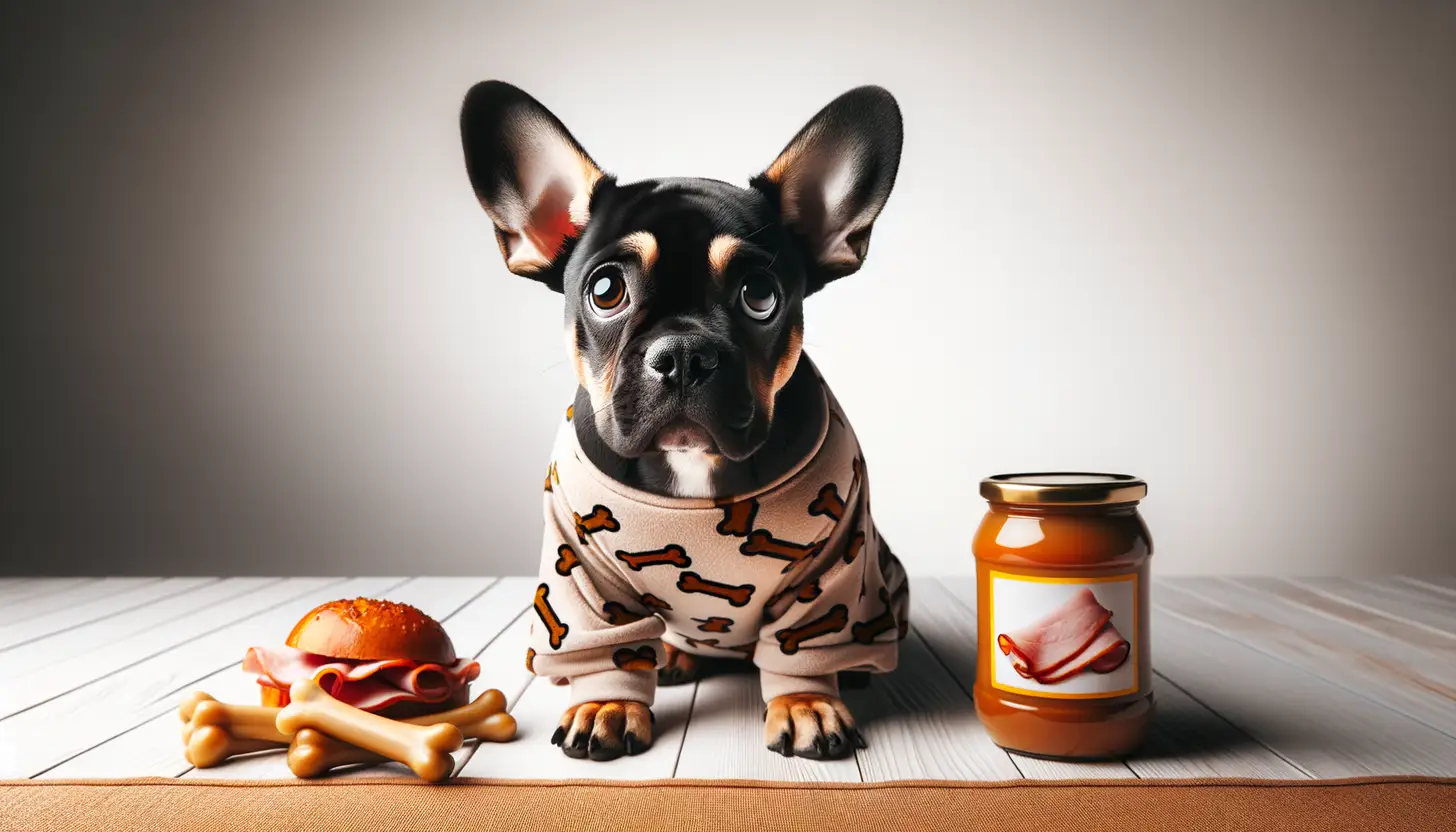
[973,473,1154,760]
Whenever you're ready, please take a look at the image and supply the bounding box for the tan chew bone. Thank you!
[185,724,288,768]
[287,689,516,778]
[190,698,290,743]
[275,678,464,782]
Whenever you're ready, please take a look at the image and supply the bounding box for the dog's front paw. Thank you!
[764,693,866,759]
[551,701,653,761]
[658,643,702,686]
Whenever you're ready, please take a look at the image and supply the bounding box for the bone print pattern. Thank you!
[851,587,896,645]
[767,577,822,610]
[614,544,691,571]
[682,636,755,656]
[525,647,536,673]
[738,530,824,573]
[533,584,569,650]
[602,601,645,625]
[715,497,760,537]
[553,544,580,576]
[845,530,866,565]
[639,593,673,612]
[544,461,557,492]
[692,616,734,633]
[677,571,755,607]
[611,645,657,671]
[572,504,620,543]
[807,483,846,522]
[774,604,850,655]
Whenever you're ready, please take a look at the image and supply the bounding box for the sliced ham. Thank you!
[997,588,1129,684]
[243,646,479,712]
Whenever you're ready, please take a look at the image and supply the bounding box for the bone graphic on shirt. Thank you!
[996,588,1130,684]
[715,497,760,537]
[851,588,897,645]
[677,571,755,607]
[603,600,646,624]
[639,593,673,612]
[739,530,824,573]
[612,645,658,671]
[892,582,910,639]
[572,504,620,543]
[692,616,734,633]
[767,577,823,609]
[554,544,580,576]
[544,461,557,492]
[565,404,574,421]
[683,636,755,656]
[845,530,866,564]
[525,648,536,673]
[615,544,691,571]
[533,583,569,650]
[807,483,846,521]
[774,604,850,655]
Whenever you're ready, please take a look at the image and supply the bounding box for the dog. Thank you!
[460,81,908,762]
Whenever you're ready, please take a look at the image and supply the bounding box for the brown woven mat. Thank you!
[2,776,1453,831]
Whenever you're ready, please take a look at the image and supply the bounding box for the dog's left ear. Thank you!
[460,81,605,291]
[752,86,903,294]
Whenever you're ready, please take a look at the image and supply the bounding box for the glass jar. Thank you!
[972,473,1154,760]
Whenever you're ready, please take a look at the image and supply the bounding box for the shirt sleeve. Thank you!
[527,485,666,707]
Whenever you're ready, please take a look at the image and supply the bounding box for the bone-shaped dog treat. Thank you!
[276,679,464,782]
[715,497,759,537]
[533,583,569,649]
[738,530,824,573]
[774,604,850,655]
[851,588,896,644]
[807,483,846,521]
[177,691,214,724]
[553,544,580,576]
[615,544,691,571]
[677,571,754,607]
[286,689,516,778]
[186,724,289,769]
[572,504,620,543]
[190,698,290,744]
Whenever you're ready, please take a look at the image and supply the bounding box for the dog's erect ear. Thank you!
[461,81,605,291]
[752,86,903,294]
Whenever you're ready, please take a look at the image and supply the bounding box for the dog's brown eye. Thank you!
[587,264,629,318]
[740,272,778,321]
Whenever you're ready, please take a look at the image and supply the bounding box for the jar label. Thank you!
[988,571,1139,698]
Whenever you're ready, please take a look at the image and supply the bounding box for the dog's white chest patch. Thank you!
[664,449,717,498]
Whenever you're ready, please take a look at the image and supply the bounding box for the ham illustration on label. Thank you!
[243,646,480,712]
[996,588,1129,685]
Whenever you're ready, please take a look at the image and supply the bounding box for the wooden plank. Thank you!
[0,578,280,678]
[1147,605,1456,776]
[1131,675,1307,779]
[917,578,1133,779]
[0,577,217,650]
[178,576,499,780]
[0,576,408,778]
[1159,578,1456,740]
[0,578,96,605]
[1287,578,1456,639]
[674,672,858,782]
[0,578,337,720]
[1398,575,1456,598]
[0,579,143,624]
[938,576,1313,779]
[1229,577,1456,656]
[846,629,1022,781]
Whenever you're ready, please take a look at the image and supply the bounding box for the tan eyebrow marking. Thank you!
[708,235,743,284]
[619,231,658,274]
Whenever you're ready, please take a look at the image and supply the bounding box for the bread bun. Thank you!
[285,598,457,665]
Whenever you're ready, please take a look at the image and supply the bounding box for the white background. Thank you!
[3,1,1454,576]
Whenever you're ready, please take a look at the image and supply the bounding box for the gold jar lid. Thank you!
[980,472,1147,506]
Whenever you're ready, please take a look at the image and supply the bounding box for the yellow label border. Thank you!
[987,570,1139,700]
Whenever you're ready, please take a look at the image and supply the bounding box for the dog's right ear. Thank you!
[460,81,605,291]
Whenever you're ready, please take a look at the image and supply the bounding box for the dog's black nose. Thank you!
[647,337,719,387]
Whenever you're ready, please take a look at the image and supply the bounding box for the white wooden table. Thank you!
[1,575,1453,782]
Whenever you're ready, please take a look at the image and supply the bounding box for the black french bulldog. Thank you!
[460,81,904,761]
